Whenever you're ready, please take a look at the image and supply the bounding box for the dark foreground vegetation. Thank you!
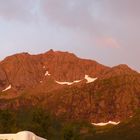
[0,108,140,140]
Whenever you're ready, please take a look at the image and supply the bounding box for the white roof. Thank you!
[0,131,47,140]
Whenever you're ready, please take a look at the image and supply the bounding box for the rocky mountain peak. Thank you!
[0,50,139,124]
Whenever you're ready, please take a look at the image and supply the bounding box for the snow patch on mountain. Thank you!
[92,121,120,126]
[85,75,97,83]
[56,80,81,85]
[45,71,51,76]
[2,85,12,92]
[56,75,97,85]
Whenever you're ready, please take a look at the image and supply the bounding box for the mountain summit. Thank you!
[0,50,109,91]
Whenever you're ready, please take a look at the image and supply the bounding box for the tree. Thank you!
[0,109,15,133]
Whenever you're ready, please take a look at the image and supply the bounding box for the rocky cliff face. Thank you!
[0,50,140,123]
[0,66,8,90]
[41,50,109,81]
[0,50,109,91]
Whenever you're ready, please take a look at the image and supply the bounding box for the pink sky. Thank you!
[0,0,140,71]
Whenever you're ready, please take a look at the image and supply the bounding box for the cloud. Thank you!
[0,0,38,21]
[1,0,140,26]
[40,0,140,28]
[96,37,120,48]
[41,0,100,31]
[101,0,140,20]
[40,0,140,49]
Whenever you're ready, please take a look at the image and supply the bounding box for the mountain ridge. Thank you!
[0,50,139,124]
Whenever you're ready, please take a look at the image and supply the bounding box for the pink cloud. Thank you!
[41,0,95,29]
[96,37,120,48]
[0,0,37,21]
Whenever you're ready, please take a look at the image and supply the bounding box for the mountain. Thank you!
[0,49,140,124]
[0,50,108,90]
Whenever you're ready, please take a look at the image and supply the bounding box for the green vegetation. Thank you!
[0,108,95,140]
[0,108,140,140]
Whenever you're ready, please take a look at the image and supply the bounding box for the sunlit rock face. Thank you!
[0,50,109,91]
[0,65,8,90]
[0,50,139,123]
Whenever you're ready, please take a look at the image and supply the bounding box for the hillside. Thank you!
[0,50,139,124]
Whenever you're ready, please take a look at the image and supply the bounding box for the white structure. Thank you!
[0,131,47,140]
